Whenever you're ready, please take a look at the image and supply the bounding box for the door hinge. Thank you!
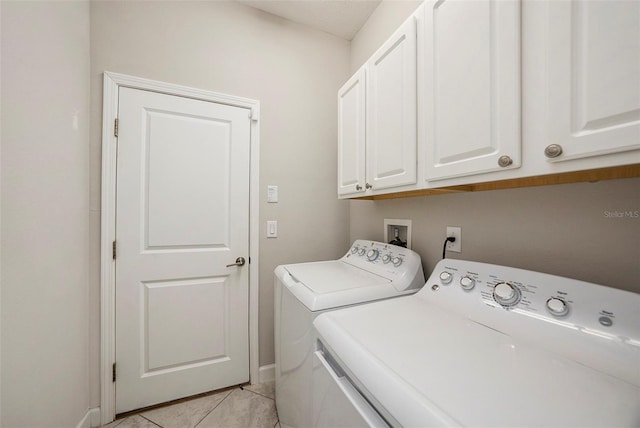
[112,363,116,382]
[112,240,117,260]
[114,118,119,137]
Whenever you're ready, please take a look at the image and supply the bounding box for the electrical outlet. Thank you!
[446,226,461,253]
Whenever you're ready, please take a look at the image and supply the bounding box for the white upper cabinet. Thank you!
[338,67,367,197]
[423,0,521,181]
[366,15,418,191]
[543,0,640,163]
[337,0,638,198]
[337,10,419,198]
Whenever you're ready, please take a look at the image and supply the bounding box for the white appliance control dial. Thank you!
[367,249,379,261]
[392,257,403,267]
[493,282,521,307]
[358,248,366,256]
[460,276,476,290]
[382,254,391,264]
[546,297,569,317]
[439,271,453,284]
[351,246,359,254]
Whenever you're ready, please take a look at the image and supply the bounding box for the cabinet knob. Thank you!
[544,144,563,159]
[498,155,513,167]
[365,183,373,189]
[355,184,362,191]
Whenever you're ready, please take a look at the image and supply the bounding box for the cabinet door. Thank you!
[544,0,640,162]
[338,67,367,197]
[366,16,417,191]
[424,0,521,181]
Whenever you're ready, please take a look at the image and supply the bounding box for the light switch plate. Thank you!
[267,220,278,238]
[267,185,278,203]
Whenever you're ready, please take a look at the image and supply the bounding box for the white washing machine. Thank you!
[313,259,640,427]
[274,240,425,428]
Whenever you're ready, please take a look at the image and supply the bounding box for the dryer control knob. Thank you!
[392,257,403,267]
[358,248,366,256]
[367,249,379,261]
[460,276,476,290]
[382,254,391,264]
[350,246,359,254]
[493,282,521,307]
[439,271,453,284]
[546,298,569,317]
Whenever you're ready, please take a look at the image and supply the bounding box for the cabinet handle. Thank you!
[355,184,362,191]
[498,155,513,167]
[365,183,373,189]
[544,144,563,159]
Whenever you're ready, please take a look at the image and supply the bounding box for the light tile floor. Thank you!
[102,382,279,428]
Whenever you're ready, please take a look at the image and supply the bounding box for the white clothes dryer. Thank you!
[274,240,425,428]
[313,259,640,427]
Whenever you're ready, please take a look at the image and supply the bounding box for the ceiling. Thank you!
[236,0,382,40]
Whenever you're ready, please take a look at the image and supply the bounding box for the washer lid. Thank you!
[279,261,409,311]
[284,261,390,294]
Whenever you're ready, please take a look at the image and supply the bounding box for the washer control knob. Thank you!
[493,282,521,307]
[382,254,391,264]
[358,248,366,256]
[392,257,403,267]
[546,297,569,317]
[367,249,379,261]
[439,271,453,284]
[460,276,476,290]
[350,246,359,254]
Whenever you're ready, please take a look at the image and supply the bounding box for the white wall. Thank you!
[349,0,640,293]
[0,3,3,423]
[0,2,91,426]
[89,0,351,407]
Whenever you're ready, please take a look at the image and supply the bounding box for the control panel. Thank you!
[342,240,424,291]
[423,259,640,344]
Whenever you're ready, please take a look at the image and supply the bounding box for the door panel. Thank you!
[115,87,250,413]
[546,0,640,161]
[424,0,521,181]
[338,68,367,196]
[366,15,417,190]
[144,277,227,371]
[145,110,231,248]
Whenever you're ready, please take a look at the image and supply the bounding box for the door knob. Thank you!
[226,257,246,267]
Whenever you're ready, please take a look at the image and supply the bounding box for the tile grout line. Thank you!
[138,414,164,428]
[244,388,276,401]
[192,388,235,428]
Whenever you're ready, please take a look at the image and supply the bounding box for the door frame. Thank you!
[100,72,260,425]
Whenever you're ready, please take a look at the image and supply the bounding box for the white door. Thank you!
[115,87,251,413]
[337,66,367,197]
[423,0,521,181]
[544,0,640,162]
[366,14,417,191]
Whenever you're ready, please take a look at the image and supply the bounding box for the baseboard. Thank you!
[75,407,100,428]
[258,363,275,383]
